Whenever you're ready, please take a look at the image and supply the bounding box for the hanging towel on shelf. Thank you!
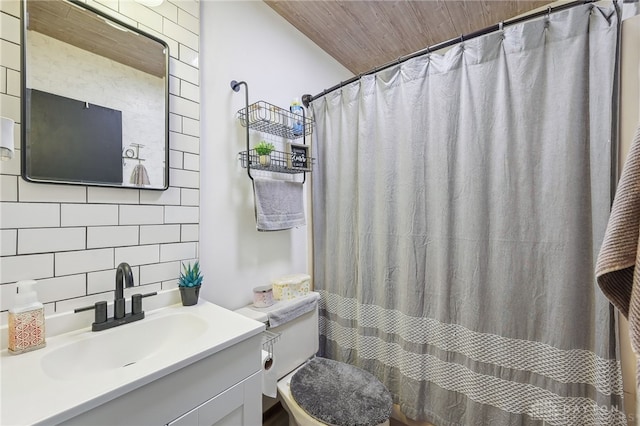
[253,177,306,231]
[596,124,640,357]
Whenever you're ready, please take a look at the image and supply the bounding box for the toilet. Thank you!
[236,292,392,426]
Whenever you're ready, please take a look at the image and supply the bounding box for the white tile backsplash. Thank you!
[169,113,182,133]
[153,1,178,23]
[169,168,199,189]
[55,248,114,276]
[169,75,180,96]
[165,205,198,224]
[0,253,54,284]
[0,0,199,313]
[0,175,17,201]
[0,0,20,17]
[140,261,180,285]
[170,94,199,120]
[115,244,160,266]
[170,131,200,154]
[0,229,16,256]
[140,187,181,205]
[18,181,87,203]
[160,242,196,262]
[0,39,20,71]
[163,19,198,51]
[181,224,198,242]
[169,57,199,85]
[0,12,20,44]
[181,188,199,206]
[6,68,19,96]
[0,92,20,122]
[140,224,181,244]
[35,274,87,304]
[174,0,199,19]
[87,187,140,204]
[177,8,199,36]
[1,202,60,229]
[119,1,163,32]
[0,152,20,176]
[18,227,86,254]
[87,267,141,295]
[61,204,119,227]
[0,66,6,93]
[119,205,165,225]
[182,117,200,137]
[180,80,199,102]
[183,152,200,171]
[169,149,184,169]
[179,45,198,69]
[87,225,139,249]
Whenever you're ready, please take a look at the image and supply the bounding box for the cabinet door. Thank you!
[199,380,244,426]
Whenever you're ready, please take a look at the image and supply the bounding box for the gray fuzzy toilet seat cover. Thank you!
[290,357,393,426]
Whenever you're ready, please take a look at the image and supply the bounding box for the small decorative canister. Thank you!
[253,285,275,308]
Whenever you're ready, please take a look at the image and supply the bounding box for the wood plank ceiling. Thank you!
[28,0,166,78]
[265,1,554,75]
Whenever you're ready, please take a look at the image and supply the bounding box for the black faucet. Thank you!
[114,262,134,319]
[74,262,156,331]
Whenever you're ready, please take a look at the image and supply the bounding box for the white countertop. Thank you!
[0,300,264,425]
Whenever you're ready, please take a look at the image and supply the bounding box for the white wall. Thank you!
[199,1,352,309]
[0,0,200,320]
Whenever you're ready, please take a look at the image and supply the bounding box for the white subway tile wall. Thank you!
[0,0,200,318]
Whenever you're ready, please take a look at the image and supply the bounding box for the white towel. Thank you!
[265,292,320,328]
[253,177,306,231]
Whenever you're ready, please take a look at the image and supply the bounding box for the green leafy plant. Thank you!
[254,141,275,156]
[179,261,203,288]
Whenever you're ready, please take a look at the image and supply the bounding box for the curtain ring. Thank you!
[460,34,465,43]
[498,21,504,32]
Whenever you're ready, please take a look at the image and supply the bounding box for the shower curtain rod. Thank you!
[302,0,596,107]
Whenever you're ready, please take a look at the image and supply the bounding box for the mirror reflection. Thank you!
[22,0,169,189]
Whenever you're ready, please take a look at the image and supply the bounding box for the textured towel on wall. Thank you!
[252,177,305,231]
[596,123,640,354]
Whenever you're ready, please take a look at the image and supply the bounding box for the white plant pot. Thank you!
[259,154,271,167]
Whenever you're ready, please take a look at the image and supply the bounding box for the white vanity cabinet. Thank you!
[61,335,262,426]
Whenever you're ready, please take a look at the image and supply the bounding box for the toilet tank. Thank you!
[235,293,319,382]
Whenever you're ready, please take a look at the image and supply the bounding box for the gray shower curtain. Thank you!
[311,4,625,425]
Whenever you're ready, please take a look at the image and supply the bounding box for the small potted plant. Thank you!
[178,261,203,306]
[254,141,275,167]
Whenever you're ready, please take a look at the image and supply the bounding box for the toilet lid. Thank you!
[290,357,392,426]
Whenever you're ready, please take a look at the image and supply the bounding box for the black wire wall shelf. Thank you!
[238,148,315,174]
[236,100,314,140]
[231,81,314,182]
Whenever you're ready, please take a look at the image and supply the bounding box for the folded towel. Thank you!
[596,124,640,353]
[253,177,306,231]
[266,292,320,328]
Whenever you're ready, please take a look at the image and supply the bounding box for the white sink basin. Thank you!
[41,312,208,380]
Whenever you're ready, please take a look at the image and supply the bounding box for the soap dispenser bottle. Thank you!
[290,98,304,136]
[8,280,46,354]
